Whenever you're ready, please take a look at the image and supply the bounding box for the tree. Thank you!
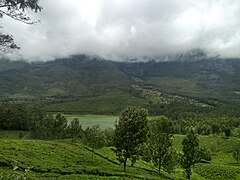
[0,0,42,52]
[0,103,43,131]
[31,113,68,140]
[211,123,220,135]
[103,128,115,147]
[232,140,240,163]
[114,106,148,172]
[145,116,175,174]
[67,118,83,143]
[180,127,200,180]
[51,113,68,139]
[84,125,106,161]
[31,114,54,139]
[223,127,231,138]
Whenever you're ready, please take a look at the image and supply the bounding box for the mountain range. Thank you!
[1,52,240,114]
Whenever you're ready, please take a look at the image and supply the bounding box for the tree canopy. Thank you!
[180,127,206,180]
[146,116,175,174]
[0,0,42,52]
[114,106,148,172]
[180,128,199,180]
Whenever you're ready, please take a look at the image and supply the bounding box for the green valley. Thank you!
[1,54,240,179]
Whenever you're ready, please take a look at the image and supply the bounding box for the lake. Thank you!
[64,114,118,129]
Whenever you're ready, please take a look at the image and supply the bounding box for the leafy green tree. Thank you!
[162,147,179,173]
[51,113,68,139]
[103,128,115,147]
[211,123,220,135]
[31,115,53,139]
[31,113,68,140]
[145,116,174,174]
[67,118,83,143]
[0,0,42,52]
[180,127,200,180]
[84,125,106,160]
[196,124,211,135]
[18,131,24,139]
[0,103,44,131]
[232,140,240,163]
[114,106,148,172]
[223,127,231,138]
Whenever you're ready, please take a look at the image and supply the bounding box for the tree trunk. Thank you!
[186,168,191,180]
[158,160,162,174]
[237,152,239,164]
[124,158,127,172]
[92,148,94,162]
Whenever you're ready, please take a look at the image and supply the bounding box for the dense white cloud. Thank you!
[1,0,240,61]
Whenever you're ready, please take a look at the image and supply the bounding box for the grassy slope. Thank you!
[43,91,149,114]
[0,139,172,179]
[144,76,214,99]
[1,132,240,179]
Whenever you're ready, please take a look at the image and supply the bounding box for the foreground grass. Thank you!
[1,133,240,179]
[0,139,172,179]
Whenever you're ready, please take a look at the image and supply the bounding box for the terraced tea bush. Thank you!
[194,163,240,180]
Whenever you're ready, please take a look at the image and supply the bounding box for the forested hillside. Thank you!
[0,54,240,115]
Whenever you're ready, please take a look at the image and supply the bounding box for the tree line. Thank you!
[1,103,239,138]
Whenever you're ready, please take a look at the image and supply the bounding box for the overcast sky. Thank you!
[1,0,240,61]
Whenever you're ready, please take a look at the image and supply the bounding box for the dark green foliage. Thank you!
[18,131,24,139]
[67,118,83,143]
[180,128,200,180]
[31,114,53,139]
[162,147,179,173]
[0,33,19,52]
[144,116,175,174]
[232,140,240,163]
[114,106,148,172]
[84,125,106,161]
[196,124,211,135]
[223,127,231,138]
[179,130,211,180]
[31,113,67,140]
[211,123,221,135]
[0,103,43,131]
[103,128,114,147]
[84,125,106,150]
[197,148,212,162]
[51,113,68,139]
